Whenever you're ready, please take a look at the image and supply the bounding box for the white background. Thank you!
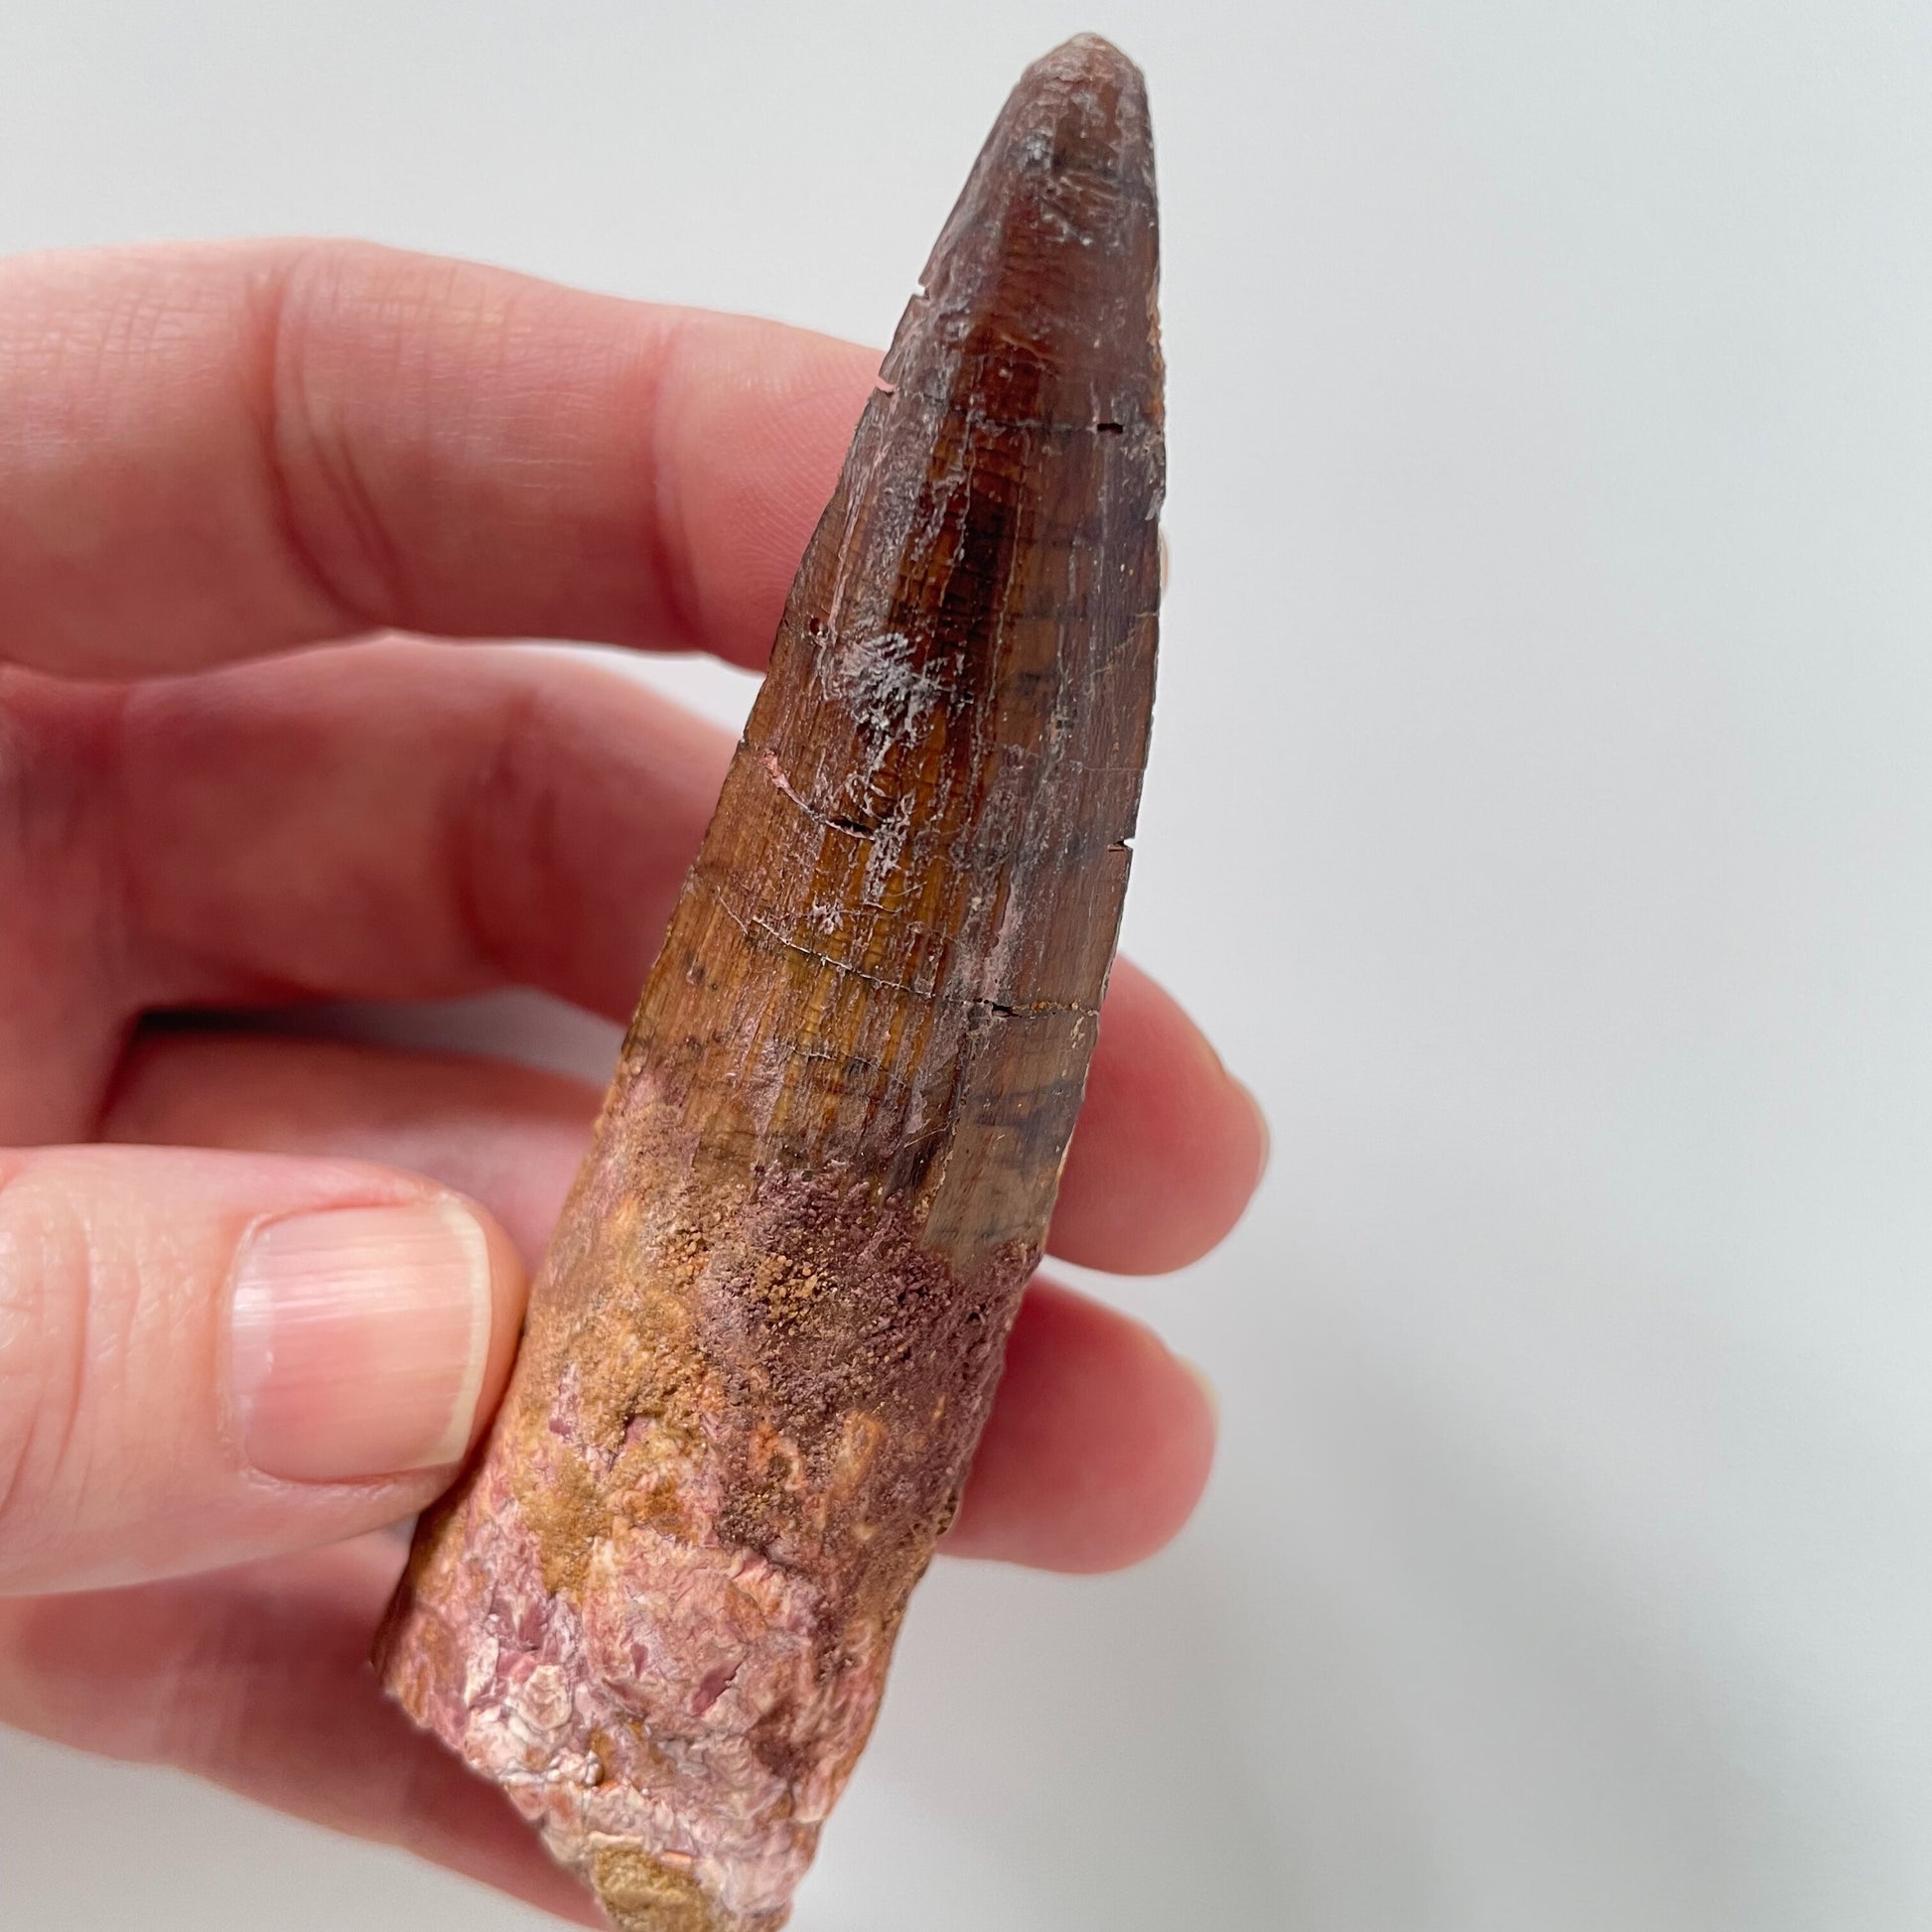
[6,2,1932,1927]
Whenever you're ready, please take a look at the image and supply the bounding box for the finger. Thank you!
[106,1031,1219,1571]
[0,241,877,676]
[0,1147,526,1594]
[1058,958,1269,1274]
[108,997,1252,1288]
[61,641,1263,1270]
[102,1028,599,1265]
[99,639,728,1025]
[0,1535,600,1925]
[944,1277,1217,1572]
[0,642,725,1143]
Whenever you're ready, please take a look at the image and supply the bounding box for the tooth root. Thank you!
[375,34,1163,1932]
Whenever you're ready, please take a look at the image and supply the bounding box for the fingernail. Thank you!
[230,1200,493,1482]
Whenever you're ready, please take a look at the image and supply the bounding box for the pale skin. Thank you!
[0,241,1267,1921]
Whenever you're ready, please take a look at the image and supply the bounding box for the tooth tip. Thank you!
[905,33,1159,384]
[1035,32,1145,84]
[1004,32,1154,171]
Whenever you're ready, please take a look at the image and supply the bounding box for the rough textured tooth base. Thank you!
[375,33,1164,1932]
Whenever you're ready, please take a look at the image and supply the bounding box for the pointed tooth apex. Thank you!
[1025,33,1150,121]
[1003,31,1151,180]
[898,31,1161,478]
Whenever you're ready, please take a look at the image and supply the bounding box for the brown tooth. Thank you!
[375,33,1164,1932]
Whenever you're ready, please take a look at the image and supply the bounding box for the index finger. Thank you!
[0,240,879,676]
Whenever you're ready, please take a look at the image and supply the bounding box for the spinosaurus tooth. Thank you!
[375,34,1165,1932]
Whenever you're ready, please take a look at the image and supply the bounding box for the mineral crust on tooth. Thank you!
[375,33,1164,1932]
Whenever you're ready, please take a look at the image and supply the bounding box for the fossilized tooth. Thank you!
[375,33,1163,1932]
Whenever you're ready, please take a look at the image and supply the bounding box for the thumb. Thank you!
[0,1145,527,1595]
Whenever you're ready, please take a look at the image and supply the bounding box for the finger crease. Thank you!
[640,314,705,651]
[250,251,394,640]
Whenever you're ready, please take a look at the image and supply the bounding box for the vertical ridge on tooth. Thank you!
[375,35,1164,1932]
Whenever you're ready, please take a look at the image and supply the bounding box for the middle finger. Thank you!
[56,639,1261,1272]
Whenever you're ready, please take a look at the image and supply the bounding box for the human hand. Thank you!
[0,241,1266,1920]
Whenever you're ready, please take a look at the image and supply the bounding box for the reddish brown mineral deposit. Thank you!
[376,34,1164,1931]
